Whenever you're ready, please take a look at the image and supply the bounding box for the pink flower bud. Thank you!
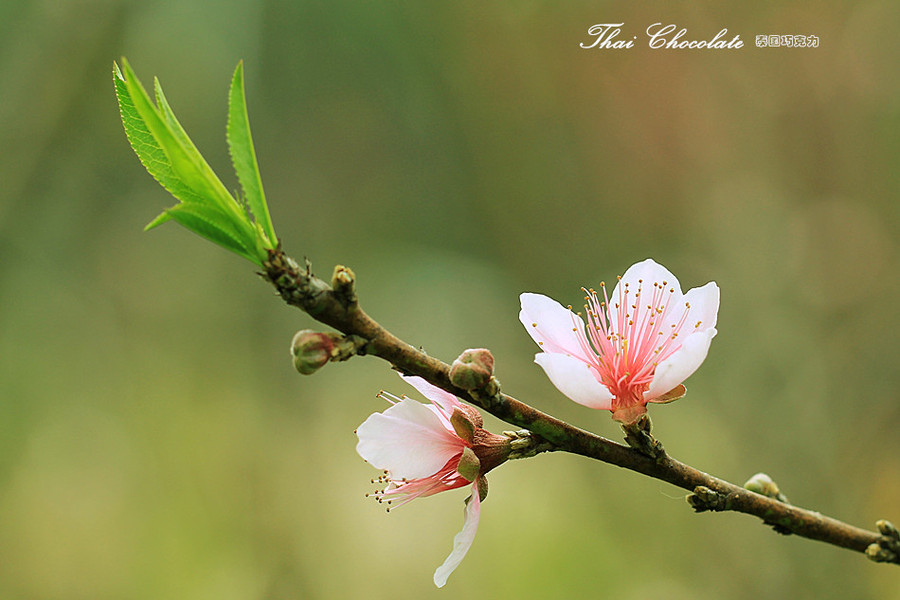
[290,329,335,374]
[449,348,495,390]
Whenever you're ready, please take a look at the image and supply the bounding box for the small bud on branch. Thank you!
[449,348,495,390]
[290,329,367,374]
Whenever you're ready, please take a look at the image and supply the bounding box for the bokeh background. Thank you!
[1,1,898,598]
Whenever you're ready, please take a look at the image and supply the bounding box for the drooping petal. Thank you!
[401,374,463,417]
[519,293,589,359]
[645,328,717,400]
[356,399,464,480]
[433,483,482,588]
[534,353,614,409]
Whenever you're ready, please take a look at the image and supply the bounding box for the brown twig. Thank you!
[263,247,897,565]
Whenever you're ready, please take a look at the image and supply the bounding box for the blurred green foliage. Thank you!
[1,1,898,599]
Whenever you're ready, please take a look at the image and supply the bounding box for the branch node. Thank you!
[263,249,333,313]
[687,486,728,512]
[867,520,900,565]
[504,430,556,459]
[621,414,666,461]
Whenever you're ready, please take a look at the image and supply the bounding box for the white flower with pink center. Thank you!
[520,258,719,424]
[356,375,509,587]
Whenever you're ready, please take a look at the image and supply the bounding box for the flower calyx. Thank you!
[456,448,480,482]
[451,406,512,480]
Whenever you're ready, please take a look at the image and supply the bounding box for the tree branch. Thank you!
[263,247,898,565]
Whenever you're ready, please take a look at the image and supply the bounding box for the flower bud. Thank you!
[877,519,899,540]
[866,542,898,563]
[744,472,790,503]
[449,348,495,390]
[291,330,335,375]
[744,472,774,495]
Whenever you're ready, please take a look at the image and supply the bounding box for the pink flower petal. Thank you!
[607,259,681,331]
[356,399,464,480]
[433,483,481,588]
[400,374,462,417]
[534,353,614,409]
[519,293,589,359]
[645,328,717,400]
[680,281,720,332]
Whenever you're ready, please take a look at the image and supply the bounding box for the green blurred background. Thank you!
[1,1,898,598]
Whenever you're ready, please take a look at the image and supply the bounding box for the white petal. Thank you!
[433,484,481,588]
[356,399,462,480]
[519,293,589,358]
[681,281,720,332]
[400,374,462,416]
[534,353,614,410]
[608,259,682,330]
[645,328,717,400]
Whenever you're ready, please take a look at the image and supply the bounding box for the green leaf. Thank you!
[114,62,206,207]
[114,58,275,267]
[227,61,277,246]
[164,203,259,263]
[150,75,245,222]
